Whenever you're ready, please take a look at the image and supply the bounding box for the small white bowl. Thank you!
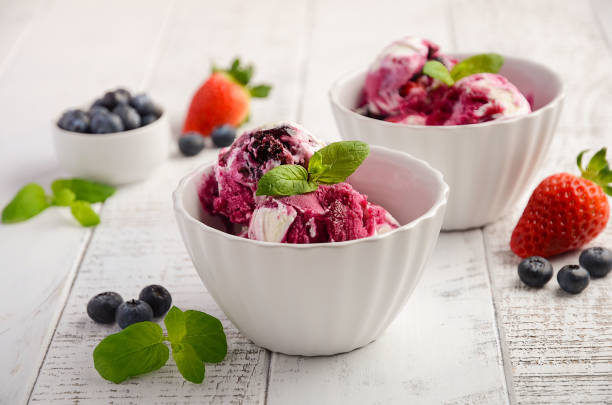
[329,55,565,230]
[52,111,170,185]
[173,146,448,356]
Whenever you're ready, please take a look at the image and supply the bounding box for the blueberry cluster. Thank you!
[179,125,237,157]
[518,246,612,294]
[57,88,162,134]
[87,284,172,329]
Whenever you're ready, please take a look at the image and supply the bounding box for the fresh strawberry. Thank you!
[183,58,271,136]
[510,148,612,258]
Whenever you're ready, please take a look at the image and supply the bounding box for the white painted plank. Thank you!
[0,1,179,403]
[268,231,509,405]
[28,0,311,402]
[454,0,612,403]
[266,0,509,403]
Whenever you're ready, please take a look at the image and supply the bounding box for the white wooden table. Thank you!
[1,0,611,403]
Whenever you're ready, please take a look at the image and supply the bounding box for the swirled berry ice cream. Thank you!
[248,183,398,243]
[200,122,324,225]
[199,122,399,243]
[361,36,531,125]
[364,36,456,118]
[426,73,532,125]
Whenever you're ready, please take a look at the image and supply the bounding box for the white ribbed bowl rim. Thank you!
[173,145,449,249]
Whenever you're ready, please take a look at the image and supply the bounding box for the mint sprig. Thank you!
[93,306,227,384]
[422,53,504,85]
[1,178,115,226]
[256,141,369,197]
[1,183,49,223]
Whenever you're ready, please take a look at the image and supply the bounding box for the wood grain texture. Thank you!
[28,0,310,403]
[454,0,612,403]
[267,231,509,405]
[0,0,177,403]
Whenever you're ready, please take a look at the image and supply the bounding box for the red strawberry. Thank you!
[510,148,612,258]
[183,58,271,136]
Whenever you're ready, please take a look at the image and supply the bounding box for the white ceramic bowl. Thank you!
[329,55,564,230]
[173,146,448,356]
[52,111,170,185]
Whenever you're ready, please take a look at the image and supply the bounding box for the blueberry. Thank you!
[87,291,123,323]
[179,133,205,157]
[116,299,154,329]
[517,256,553,288]
[211,125,236,147]
[114,88,131,104]
[129,93,156,116]
[557,265,590,294]
[101,88,130,110]
[113,104,141,130]
[58,109,90,133]
[89,105,109,116]
[140,114,157,127]
[152,103,163,118]
[139,285,172,317]
[90,111,124,133]
[579,247,612,278]
[91,98,107,109]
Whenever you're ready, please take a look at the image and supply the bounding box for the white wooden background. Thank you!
[1,0,611,404]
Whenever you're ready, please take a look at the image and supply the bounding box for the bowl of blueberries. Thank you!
[53,88,170,185]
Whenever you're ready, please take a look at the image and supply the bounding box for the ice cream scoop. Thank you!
[427,73,531,125]
[364,36,455,117]
[247,183,399,243]
[199,121,324,225]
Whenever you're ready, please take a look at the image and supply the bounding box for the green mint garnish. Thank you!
[93,322,169,384]
[52,188,76,206]
[1,183,49,223]
[422,61,454,86]
[51,178,115,203]
[577,147,612,196]
[450,53,504,82]
[256,141,369,197]
[2,178,115,226]
[70,201,100,227]
[256,165,318,197]
[421,53,504,85]
[93,306,227,385]
[213,57,272,99]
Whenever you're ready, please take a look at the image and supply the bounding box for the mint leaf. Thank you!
[249,84,272,98]
[165,306,186,342]
[422,61,454,86]
[51,178,115,203]
[52,188,76,206]
[171,343,205,384]
[450,53,504,82]
[256,165,318,197]
[166,306,228,364]
[577,148,612,196]
[93,322,169,384]
[70,201,100,227]
[2,183,49,224]
[308,141,369,184]
[182,310,228,363]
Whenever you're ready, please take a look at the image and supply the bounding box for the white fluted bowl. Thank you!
[53,111,170,185]
[329,55,564,230]
[173,146,448,356]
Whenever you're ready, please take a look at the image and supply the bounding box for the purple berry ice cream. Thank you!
[360,36,531,126]
[199,122,399,243]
